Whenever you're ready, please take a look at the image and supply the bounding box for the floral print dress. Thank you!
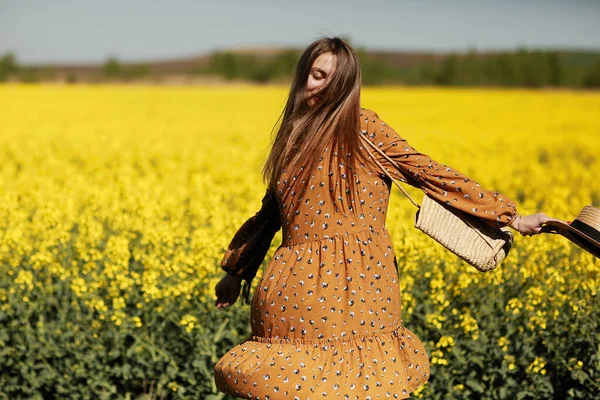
[214,108,518,399]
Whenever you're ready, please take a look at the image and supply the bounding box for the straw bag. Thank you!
[361,136,514,272]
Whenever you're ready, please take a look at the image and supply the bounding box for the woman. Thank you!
[213,37,555,399]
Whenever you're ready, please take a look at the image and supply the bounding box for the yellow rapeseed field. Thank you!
[0,84,598,398]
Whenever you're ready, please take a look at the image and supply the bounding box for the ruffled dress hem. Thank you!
[214,323,430,400]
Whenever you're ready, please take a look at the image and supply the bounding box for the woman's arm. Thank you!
[362,109,518,228]
[215,188,281,307]
[362,109,564,234]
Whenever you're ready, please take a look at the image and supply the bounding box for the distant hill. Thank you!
[26,48,444,75]
[2,46,599,87]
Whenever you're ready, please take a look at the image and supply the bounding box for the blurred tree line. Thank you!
[2,48,600,88]
[200,50,300,83]
[0,52,150,84]
[102,56,150,81]
[197,47,600,88]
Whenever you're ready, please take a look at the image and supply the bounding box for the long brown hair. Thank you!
[262,37,368,212]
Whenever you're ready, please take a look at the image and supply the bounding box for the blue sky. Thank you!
[1,0,599,65]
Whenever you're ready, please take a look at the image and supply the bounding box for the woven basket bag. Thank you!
[361,135,513,272]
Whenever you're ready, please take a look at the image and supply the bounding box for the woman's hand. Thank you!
[215,274,243,309]
[510,212,566,236]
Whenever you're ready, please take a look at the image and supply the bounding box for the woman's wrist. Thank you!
[509,214,523,232]
[225,272,244,281]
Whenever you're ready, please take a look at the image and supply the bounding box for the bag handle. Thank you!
[360,135,420,209]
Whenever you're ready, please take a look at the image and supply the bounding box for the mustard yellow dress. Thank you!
[214,108,518,399]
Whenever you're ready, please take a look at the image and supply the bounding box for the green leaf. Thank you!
[213,318,229,343]
[499,385,507,399]
[466,378,484,393]
[204,394,224,400]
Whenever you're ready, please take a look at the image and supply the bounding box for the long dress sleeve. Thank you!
[221,188,281,293]
[361,108,518,227]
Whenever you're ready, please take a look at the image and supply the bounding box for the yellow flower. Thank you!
[180,314,198,333]
[412,382,427,397]
[15,270,34,291]
[430,349,448,365]
[453,384,465,392]
[497,336,510,351]
[504,354,517,371]
[112,296,126,310]
[436,336,455,349]
[459,313,479,340]
[167,381,178,392]
[425,313,447,330]
[569,359,584,370]
[110,311,126,327]
[506,298,523,315]
[527,357,547,374]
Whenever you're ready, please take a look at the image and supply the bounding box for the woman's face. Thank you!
[306,52,336,107]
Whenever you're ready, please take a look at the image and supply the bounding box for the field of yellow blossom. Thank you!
[0,84,599,399]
